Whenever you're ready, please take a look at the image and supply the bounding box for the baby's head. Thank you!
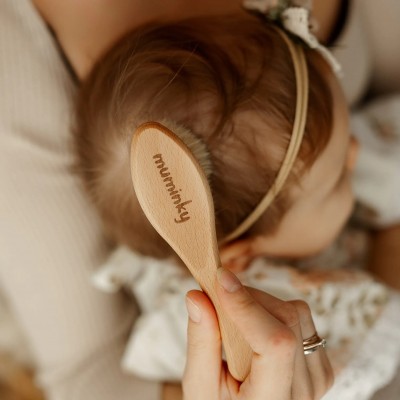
[75,13,356,265]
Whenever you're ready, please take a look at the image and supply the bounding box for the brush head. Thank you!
[130,121,219,284]
[155,119,213,179]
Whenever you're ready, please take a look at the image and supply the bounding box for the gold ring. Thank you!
[303,334,327,355]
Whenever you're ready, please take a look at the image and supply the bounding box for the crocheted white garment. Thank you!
[351,94,400,227]
[92,244,400,399]
[323,292,400,400]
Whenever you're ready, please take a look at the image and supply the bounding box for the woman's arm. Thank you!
[368,225,400,290]
[313,0,344,43]
[32,0,345,79]
[163,383,183,400]
[32,0,243,79]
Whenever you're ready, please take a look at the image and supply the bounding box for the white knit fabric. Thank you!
[0,1,160,398]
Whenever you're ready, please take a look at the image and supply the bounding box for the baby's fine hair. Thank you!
[75,13,333,258]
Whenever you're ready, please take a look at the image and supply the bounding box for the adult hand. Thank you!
[183,268,333,400]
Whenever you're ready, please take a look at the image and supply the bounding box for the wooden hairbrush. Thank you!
[130,121,252,381]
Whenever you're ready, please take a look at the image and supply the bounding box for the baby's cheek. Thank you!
[346,136,360,172]
[342,177,356,216]
[308,202,352,255]
[328,183,354,240]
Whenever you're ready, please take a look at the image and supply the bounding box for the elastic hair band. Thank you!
[221,28,309,244]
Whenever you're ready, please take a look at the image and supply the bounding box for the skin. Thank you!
[32,0,243,78]
[183,271,334,399]
[221,63,400,288]
[221,62,360,269]
[368,225,400,290]
[32,0,341,79]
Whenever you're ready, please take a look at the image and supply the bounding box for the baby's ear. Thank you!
[219,238,257,273]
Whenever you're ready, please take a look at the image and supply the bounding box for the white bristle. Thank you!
[156,119,213,179]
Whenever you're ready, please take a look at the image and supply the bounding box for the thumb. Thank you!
[216,268,296,357]
[182,290,222,399]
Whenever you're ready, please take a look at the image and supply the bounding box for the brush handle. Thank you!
[183,247,253,381]
[199,271,253,381]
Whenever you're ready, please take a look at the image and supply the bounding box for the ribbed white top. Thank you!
[0,1,161,398]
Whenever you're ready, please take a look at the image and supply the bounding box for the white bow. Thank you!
[243,0,312,14]
[243,1,342,75]
[281,7,341,74]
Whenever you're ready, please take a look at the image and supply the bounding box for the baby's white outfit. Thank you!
[352,94,400,227]
[92,240,400,400]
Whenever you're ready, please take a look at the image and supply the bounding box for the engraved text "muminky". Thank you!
[153,154,192,223]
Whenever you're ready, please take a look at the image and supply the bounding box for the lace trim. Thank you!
[323,292,400,399]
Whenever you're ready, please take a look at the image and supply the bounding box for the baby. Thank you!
[75,10,355,262]
[74,4,400,398]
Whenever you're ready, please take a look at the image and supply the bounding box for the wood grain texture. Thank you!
[131,122,252,381]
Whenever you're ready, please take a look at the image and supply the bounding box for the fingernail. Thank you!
[217,268,242,293]
[185,296,202,323]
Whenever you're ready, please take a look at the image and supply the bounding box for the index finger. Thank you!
[216,268,297,398]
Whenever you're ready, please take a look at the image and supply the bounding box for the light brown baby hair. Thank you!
[74,13,333,259]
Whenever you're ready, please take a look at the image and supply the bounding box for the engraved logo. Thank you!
[153,154,192,223]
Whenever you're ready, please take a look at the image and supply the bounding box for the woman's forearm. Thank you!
[163,383,183,400]
[313,0,345,43]
[32,0,243,79]
[33,0,345,80]
[368,224,400,290]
